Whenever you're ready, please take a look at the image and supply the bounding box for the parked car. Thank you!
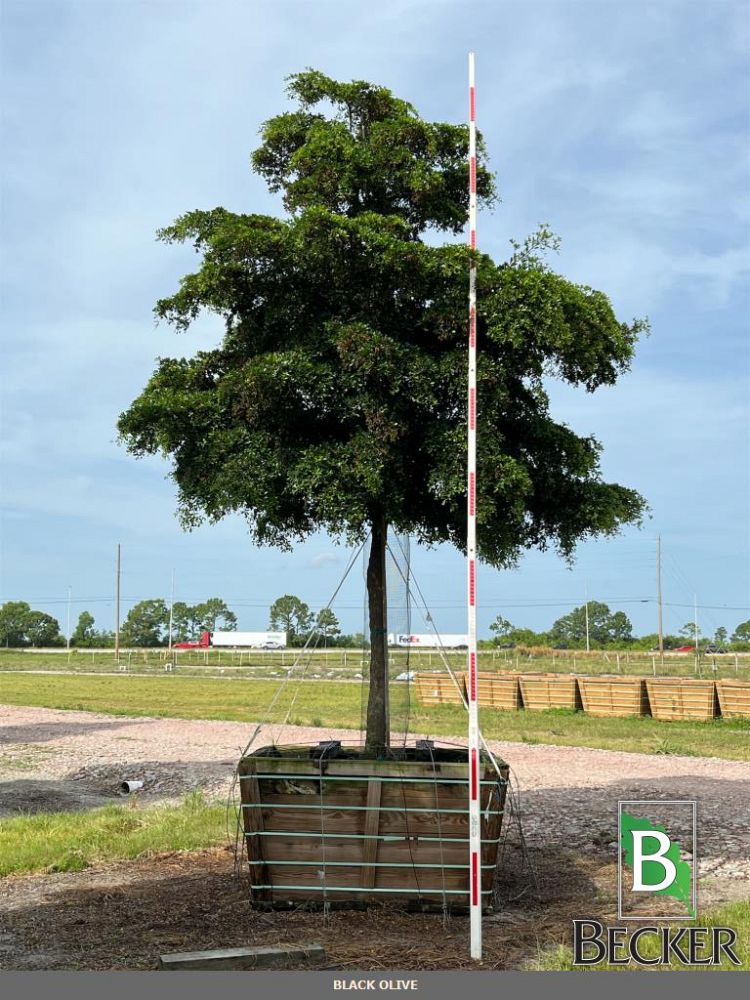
[673,644,695,653]
[704,645,727,654]
[259,641,285,650]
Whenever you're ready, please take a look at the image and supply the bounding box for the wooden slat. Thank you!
[578,677,647,717]
[519,674,581,711]
[716,680,750,719]
[646,679,717,721]
[361,780,381,889]
[241,763,270,902]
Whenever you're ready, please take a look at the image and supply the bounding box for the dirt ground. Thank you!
[1,704,749,970]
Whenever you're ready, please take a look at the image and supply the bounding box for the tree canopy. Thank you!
[118,69,646,567]
[0,601,63,648]
[117,69,649,748]
[550,601,633,647]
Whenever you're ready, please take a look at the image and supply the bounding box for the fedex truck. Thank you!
[388,633,468,649]
[174,630,287,650]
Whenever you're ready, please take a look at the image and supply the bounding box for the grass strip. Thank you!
[0,791,226,877]
[0,672,748,760]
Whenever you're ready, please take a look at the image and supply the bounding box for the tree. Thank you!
[120,599,169,647]
[550,601,633,647]
[194,598,237,633]
[171,601,199,642]
[269,595,313,642]
[488,615,513,639]
[0,601,62,647]
[24,611,63,647]
[71,611,96,647]
[118,70,647,751]
[315,607,341,646]
[0,601,33,647]
[679,622,700,639]
[731,620,750,643]
[713,627,728,646]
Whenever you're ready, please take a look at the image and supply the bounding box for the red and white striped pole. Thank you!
[467,50,482,961]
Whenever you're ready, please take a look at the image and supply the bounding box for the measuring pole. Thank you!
[467,50,482,962]
[115,543,121,663]
[66,586,72,651]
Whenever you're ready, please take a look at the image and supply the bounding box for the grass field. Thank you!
[1,647,748,680]
[0,792,226,877]
[533,901,750,971]
[1,672,748,760]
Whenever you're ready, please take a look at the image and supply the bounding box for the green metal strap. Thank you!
[258,859,496,870]
[244,830,504,844]
[249,884,494,896]
[239,773,500,786]
[241,803,504,815]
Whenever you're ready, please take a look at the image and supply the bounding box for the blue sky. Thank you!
[1,0,748,642]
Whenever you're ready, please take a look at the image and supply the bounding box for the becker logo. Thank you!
[617,799,696,920]
[573,800,740,966]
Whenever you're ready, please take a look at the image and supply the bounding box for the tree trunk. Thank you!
[365,513,389,754]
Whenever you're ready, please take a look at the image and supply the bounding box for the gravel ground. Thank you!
[2,703,749,880]
[0,703,749,970]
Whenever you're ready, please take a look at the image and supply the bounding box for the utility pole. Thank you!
[168,568,175,652]
[584,581,590,652]
[66,586,72,651]
[115,543,121,663]
[656,535,664,662]
[694,594,699,674]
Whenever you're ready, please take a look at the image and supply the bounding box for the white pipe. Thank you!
[120,780,144,794]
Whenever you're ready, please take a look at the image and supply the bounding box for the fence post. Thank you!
[616,653,621,673]
[735,654,738,675]
[651,655,656,676]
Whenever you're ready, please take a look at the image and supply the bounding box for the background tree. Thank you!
[315,607,341,647]
[731,620,750,643]
[269,595,313,644]
[550,601,633,647]
[678,622,700,640]
[120,599,169,647]
[0,601,33,647]
[194,598,237,633]
[171,601,199,642]
[24,611,63,647]
[0,601,63,647]
[488,615,513,640]
[713,626,728,646]
[71,611,96,647]
[118,70,647,752]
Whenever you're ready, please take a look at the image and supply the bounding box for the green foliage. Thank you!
[121,599,169,648]
[269,594,313,641]
[488,615,514,638]
[315,607,341,643]
[550,601,633,647]
[172,598,237,641]
[118,68,647,572]
[0,601,63,648]
[71,611,96,647]
[732,619,750,643]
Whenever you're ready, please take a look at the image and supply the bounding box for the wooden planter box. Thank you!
[577,676,648,717]
[716,680,750,719]
[645,679,718,722]
[239,742,509,910]
[518,673,582,712]
[414,673,465,707]
[463,672,522,710]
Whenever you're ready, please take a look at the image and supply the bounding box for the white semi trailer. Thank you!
[388,633,468,649]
